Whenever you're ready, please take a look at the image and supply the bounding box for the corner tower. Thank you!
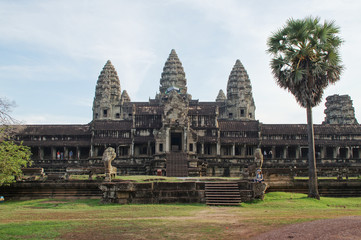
[225,60,255,120]
[323,94,358,125]
[93,60,121,120]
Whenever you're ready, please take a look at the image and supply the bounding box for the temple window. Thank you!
[159,143,163,152]
[115,113,120,118]
[326,147,334,158]
[103,109,108,117]
[189,143,193,152]
[339,148,348,158]
[240,109,245,117]
[301,148,308,159]
[229,113,233,118]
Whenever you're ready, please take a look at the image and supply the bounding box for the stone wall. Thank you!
[267,179,361,197]
[99,182,205,204]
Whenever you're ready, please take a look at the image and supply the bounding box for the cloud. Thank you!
[16,113,90,125]
[0,0,360,124]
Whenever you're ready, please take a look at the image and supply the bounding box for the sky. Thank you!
[0,0,360,125]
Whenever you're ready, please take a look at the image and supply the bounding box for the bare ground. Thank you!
[251,216,361,240]
[56,207,361,240]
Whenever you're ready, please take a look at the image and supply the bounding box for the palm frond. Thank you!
[267,16,343,108]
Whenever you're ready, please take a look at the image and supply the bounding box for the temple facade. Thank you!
[16,50,361,177]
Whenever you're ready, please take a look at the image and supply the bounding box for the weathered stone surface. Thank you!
[93,60,122,120]
[323,94,358,125]
[216,89,226,102]
[121,90,131,103]
[158,49,188,97]
[102,147,117,181]
[252,182,268,200]
[224,59,256,120]
[99,180,268,204]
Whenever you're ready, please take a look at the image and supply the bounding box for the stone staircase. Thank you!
[166,152,188,177]
[205,182,242,206]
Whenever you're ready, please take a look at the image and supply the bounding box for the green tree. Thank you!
[0,97,32,186]
[0,140,32,186]
[267,17,343,199]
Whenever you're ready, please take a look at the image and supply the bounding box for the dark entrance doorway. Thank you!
[171,132,182,151]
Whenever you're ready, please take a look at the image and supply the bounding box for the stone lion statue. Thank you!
[102,147,117,181]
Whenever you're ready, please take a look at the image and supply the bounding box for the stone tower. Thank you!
[121,90,131,103]
[323,94,358,124]
[93,60,121,120]
[158,49,188,98]
[216,89,226,102]
[225,60,255,120]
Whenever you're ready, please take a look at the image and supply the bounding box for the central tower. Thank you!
[158,49,188,98]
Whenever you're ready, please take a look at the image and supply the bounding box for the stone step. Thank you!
[206,192,240,195]
[207,195,241,200]
[206,202,241,206]
[166,152,188,177]
[205,182,242,206]
[206,198,241,201]
[206,187,240,190]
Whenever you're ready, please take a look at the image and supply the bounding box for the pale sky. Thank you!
[1,0,360,125]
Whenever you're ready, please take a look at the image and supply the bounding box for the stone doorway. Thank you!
[171,132,182,151]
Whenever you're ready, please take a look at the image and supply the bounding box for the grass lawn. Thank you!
[1,192,361,239]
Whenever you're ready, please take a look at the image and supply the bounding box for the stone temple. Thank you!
[15,49,361,177]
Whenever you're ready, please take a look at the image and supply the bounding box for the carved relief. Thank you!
[163,90,189,127]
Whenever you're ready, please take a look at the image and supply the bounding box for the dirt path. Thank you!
[251,216,361,240]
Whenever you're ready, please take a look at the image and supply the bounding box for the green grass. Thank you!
[239,192,361,226]
[1,193,361,239]
[243,192,361,209]
[294,176,360,180]
[0,221,81,240]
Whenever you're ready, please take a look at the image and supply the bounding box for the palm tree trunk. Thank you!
[306,104,320,199]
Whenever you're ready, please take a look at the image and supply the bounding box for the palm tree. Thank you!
[267,17,343,199]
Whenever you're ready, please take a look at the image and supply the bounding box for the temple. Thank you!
[15,49,361,177]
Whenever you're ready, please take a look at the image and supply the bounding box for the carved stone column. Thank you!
[296,145,300,159]
[76,146,80,159]
[64,147,68,160]
[335,147,340,158]
[183,127,187,152]
[346,147,351,159]
[95,147,100,157]
[165,128,170,152]
[90,145,94,157]
[283,146,288,159]
[320,146,326,159]
[271,146,276,159]
[51,147,56,160]
[241,144,246,157]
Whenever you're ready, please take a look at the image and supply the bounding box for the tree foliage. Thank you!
[0,140,32,186]
[267,17,343,108]
[0,97,32,186]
